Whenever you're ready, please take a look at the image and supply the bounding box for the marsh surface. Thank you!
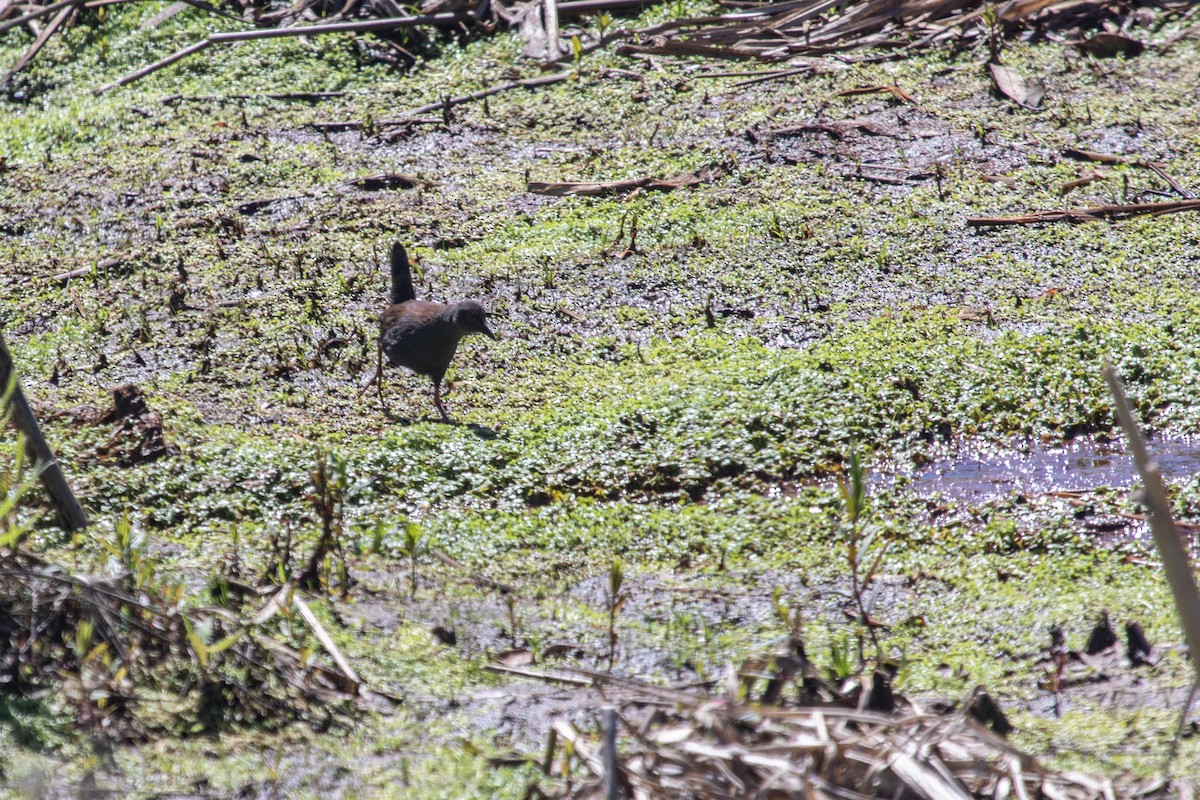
[2,3,1200,795]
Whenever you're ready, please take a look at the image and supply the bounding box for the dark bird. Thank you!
[360,243,495,421]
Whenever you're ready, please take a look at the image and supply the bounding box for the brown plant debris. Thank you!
[94,383,176,465]
[834,84,916,103]
[345,173,433,191]
[1075,30,1145,57]
[989,62,1045,108]
[533,666,1174,800]
[966,198,1200,227]
[0,547,364,742]
[528,165,727,197]
[616,0,1191,64]
[7,0,1188,97]
[37,383,176,466]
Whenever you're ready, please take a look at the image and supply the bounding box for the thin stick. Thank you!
[93,39,212,95]
[293,593,361,693]
[1165,679,1200,770]
[95,13,457,95]
[602,706,619,800]
[0,0,76,35]
[175,0,247,24]
[1137,161,1193,200]
[554,0,654,12]
[49,266,91,283]
[553,720,606,776]
[529,164,725,197]
[205,11,470,42]
[694,66,797,79]
[0,331,88,532]
[1103,364,1200,671]
[732,66,811,86]
[164,89,351,103]
[484,663,594,686]
[968,198,1200,227]
[542,726,558,774]
[5,3,74,79]
[380,71,572,122]
[92,0,662,94]
[543,0,561,61]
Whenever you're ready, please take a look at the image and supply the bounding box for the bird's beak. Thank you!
[482,322,497,340]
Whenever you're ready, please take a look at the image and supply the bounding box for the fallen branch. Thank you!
[0,330,88,532]
[293,593,361,694]
[205,11,477,43]
[163,90,355,104]
[0,0,77,36]
[344,173,432,191]
[4,2,74,80]
[543,0,561,61]
[553,0,655,12]
[94,13,470,94]
[1137,161,1193,200]
[50,265,92,283]
[1103,366,1200,676]
[967,199,1200,227]
[732,66,814,87]
[93,40,213,95]
[834,84,916,103]
[48,254,128,284]
[385,70,573,121]
[845,168,931,185]
[304,72,573,131]
[1062,150,1193,199]
[1103,364,1200,770]
[89,0,653,95]
[236,194,310,215]
[484,663,595,686]
[528,165,727,197]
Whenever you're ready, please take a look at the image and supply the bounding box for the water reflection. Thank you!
[901,438,1200,501]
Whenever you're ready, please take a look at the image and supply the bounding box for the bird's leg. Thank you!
[358,339,383,400]
[375,340,386,406]
[433,379,450,423]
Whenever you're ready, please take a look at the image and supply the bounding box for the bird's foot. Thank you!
[433,382,452,423]
[357,371,380,399]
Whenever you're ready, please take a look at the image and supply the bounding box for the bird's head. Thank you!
[453,300,496,340]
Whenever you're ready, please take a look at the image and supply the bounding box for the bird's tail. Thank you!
[390,242,416,305]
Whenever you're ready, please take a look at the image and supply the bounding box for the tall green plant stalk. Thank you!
[298,450,349,592]
[397,522,430,600]
[606,556,628,670]
[838,448,890,663]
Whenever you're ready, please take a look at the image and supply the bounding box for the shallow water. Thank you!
[897,437,1200,502]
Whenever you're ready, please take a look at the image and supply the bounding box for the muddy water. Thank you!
[897,438,1200,502]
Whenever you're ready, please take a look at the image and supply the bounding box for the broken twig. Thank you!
[967,199,1200,227]
[293,593,361,693]
[529,165,726,197]
[0,331,88,532]
[1102,365,1200,676]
